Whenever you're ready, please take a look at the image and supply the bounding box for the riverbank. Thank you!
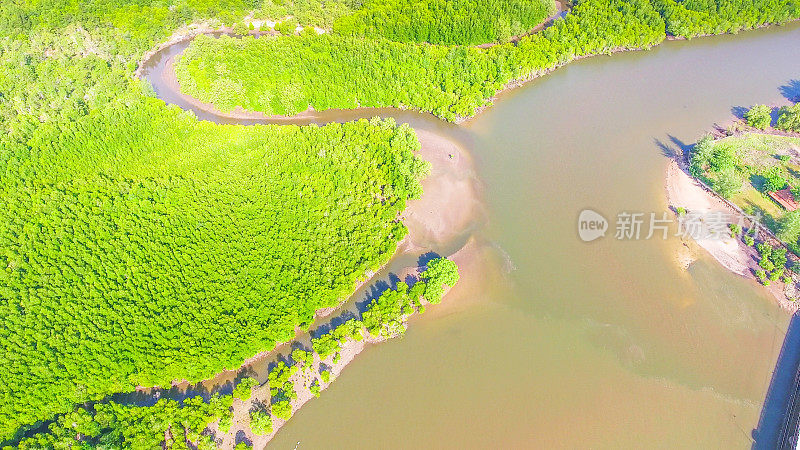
[128,115,484,447]
[665,144,800,312]
[141,17,800,125]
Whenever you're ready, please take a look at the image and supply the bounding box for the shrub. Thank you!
[275,18,298,35]
[271,400,293,420]
[777,104,800,133]
[233,378,260,401]
[744,104,772,129]
[320,369,331,383]
[250,409,273,435]
[763,166,787,192]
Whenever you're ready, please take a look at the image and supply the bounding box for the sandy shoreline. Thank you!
[665,158,799,312]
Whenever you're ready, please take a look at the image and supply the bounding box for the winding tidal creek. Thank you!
[143,22,800,448]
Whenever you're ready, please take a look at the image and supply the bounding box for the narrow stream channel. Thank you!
[143,22,800,448]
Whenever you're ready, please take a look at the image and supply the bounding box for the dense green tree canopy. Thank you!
[176,0,800,121]
[0,0,431,441]
[333,0,557,45]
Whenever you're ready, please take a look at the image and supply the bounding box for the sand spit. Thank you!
[665,160,799,312]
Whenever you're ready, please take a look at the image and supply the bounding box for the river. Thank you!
[143,22,800,448]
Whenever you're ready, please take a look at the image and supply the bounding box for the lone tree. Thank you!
[744,104,772,130]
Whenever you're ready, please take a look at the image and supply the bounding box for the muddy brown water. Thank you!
[142,23,800,448]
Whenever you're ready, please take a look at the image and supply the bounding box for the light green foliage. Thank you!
[275,18,299,34]
[311,318,364,359]
[777,104,800,133]
[219,412,234,433]
[756,269,768,284]
[745,104,773,129]
[0,0,431,439]
[362,282,417,336]
[250,409,274,435]
[421,257,460,304]
[744,235,755,246]
[291,348,315,367]
[235,442,253,450]
[320,369,332,383]
[310,379,322,397]
[257,0,355,28]
[361,257,458,336]
[16,394,233,448]
[657,0,800,38]
[176,0,668,121]
[233,22,251,35]
[233,378,260,401]
[268,362,298,399]
[690,133,800,239]
[177,0,800,121]
[779,210,800,253]
[271,400,293,420]
[333,0,557,45]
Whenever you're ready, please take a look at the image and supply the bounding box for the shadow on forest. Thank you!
[86,252,435,413]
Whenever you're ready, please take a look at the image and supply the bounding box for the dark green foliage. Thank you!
[771,246,788,268]
[763,166,788,192]
[745,104,773,129]
[777,104,800,132]
[233,378,261,401]
[689,135,744,197]
[333,0,557,45]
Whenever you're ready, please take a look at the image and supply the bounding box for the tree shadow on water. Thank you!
[780,80,800,102]
[732,105,749,120]
[654,135,695,160]
[417,251,441,267]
